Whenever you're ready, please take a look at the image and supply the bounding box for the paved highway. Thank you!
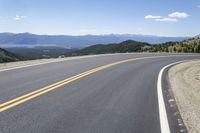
[0,53,199,133]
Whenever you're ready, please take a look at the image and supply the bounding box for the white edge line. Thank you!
[157,60,193,133]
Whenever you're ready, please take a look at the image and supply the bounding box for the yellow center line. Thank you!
[0,55,171,112]
[0,67,100,108]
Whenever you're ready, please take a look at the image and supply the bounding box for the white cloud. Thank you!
[155,18,178,22]
[145,15,162,19]
[145,12,188,23]
[168,12,189,18]
[13,15,27,21]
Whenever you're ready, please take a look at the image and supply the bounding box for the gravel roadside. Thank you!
[169,60,200,133]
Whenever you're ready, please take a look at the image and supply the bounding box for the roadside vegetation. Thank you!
[149,37,200,53]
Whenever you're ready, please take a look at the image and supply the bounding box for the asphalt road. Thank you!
[0,53,199,133]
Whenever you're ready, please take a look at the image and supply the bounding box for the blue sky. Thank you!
[0,0,200,36]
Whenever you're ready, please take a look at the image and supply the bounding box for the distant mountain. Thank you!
[0,33,189,48]
[65,40,150,56]
[0,48,22,63]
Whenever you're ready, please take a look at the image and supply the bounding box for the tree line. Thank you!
[143,38,200,53]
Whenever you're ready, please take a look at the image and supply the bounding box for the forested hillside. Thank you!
[65,40,150,56]
[0,48,22,63]
[149,37,200,53]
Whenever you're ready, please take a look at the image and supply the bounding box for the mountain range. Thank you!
[0,33,189,48]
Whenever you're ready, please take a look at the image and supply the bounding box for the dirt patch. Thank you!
[169,60,200,133]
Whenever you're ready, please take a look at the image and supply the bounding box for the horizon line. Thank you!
[0,32,193,38]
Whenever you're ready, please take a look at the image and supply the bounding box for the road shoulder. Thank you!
[168,60,200,132]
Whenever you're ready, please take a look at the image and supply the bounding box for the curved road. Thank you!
[0,53,199,133]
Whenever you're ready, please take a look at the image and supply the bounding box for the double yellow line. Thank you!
[0,56,167,112]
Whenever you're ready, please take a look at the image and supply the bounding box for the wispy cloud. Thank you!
[168,12,189,18]
[197,5,200,8]
[144,15,162,19]
[156,18,178,22]
[145,11,188,22]
[13,15,27,21]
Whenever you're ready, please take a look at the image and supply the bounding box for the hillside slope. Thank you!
[5,47,75,59]
[65,40,150,56]
[0,48,22,63]
[152,37,200,53]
